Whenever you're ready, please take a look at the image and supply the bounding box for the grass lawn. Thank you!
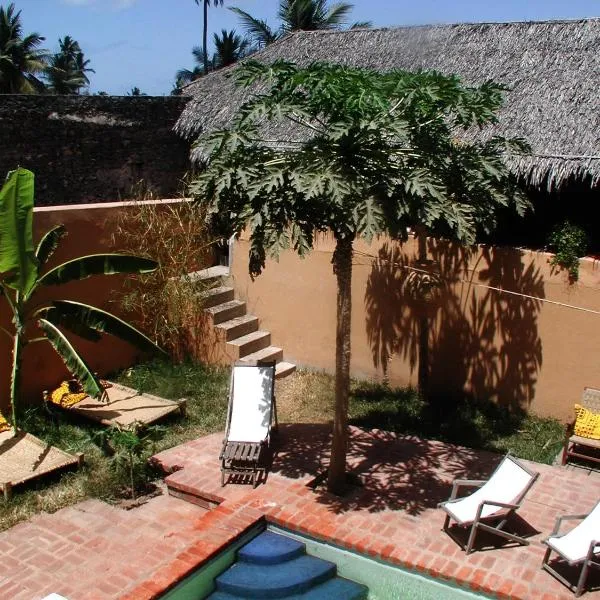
[0,359,564,531]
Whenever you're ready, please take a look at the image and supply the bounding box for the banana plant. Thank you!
[0,168,165,432]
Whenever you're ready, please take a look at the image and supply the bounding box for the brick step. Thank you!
[200,285,235,309]
[216,314,259,341]
[186,265,229,284]
[205,300,246,325]
[227,331,271,359]
[275,362,296,379]
[240,346,283,364]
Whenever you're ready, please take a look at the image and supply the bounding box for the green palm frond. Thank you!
[41,301,165,355]
[38,318,104,399]
[36,254,157,289]
[35,224,67,267]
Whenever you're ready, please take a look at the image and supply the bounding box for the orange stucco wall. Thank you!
[0,199,187,413]
[230,233,600,422]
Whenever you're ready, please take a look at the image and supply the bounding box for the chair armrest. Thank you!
[586,540,600,561]
[479,500,520,512]
[449,479,485,500]
[550,513,589,536]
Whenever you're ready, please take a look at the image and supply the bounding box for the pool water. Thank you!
[162,525,493,599]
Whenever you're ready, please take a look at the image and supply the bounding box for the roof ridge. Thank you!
[289,17,600,37]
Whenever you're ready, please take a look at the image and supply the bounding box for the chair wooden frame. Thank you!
[439,454,539,554]
[542,504,600,597]
[219,360,278,488]
[562,387,600,468]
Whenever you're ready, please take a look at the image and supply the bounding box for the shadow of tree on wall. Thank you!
[365,241,544,412]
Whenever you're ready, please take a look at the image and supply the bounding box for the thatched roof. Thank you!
[176,19,600,188]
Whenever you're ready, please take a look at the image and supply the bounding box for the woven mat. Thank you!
[59,382,185,428]
[0,430,82,491]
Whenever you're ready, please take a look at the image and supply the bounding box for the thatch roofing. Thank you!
[176,19,600,188]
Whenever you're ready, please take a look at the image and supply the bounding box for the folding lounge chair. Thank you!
[542,502,600,597]
[439,454,539,554]
[219,361,277,488]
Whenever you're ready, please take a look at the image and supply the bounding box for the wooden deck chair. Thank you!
[542,502,600,597]
[439,454,539,554]
[219,360,277,488]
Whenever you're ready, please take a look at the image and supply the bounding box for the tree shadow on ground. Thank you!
[271,423,501,516]
[365,241,545,412]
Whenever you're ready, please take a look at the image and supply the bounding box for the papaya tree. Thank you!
[189,60,529,493]
[0,168,164,432]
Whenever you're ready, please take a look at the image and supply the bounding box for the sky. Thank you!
[12,0,600,96]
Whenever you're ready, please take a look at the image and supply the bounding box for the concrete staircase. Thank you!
[207,530,368,599]
[193,267,296,379]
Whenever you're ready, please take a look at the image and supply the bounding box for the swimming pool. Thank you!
[162,524,493,599]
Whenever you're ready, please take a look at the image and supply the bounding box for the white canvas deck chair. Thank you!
[439,454,539,554]
[219,361,277,488]
[542,502,600,597]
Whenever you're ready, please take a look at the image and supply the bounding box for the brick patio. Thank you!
[1,425,600,600]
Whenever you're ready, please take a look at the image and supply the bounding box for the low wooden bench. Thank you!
[562,387,600,467]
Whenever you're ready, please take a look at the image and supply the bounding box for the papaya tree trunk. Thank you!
[416,228,429,401]
[328,236,353,494]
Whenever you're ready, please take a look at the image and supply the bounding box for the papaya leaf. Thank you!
[35,224,67,266]
[0,168,38,295]
[35,254,158,289]
[37,318,104,399]
[41,301,165,354]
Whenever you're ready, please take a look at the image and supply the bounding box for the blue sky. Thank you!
[13,0,600,95]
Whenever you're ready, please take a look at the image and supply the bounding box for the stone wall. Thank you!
[0,95,191,205]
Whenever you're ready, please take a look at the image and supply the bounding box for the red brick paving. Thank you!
[1,424,600,599]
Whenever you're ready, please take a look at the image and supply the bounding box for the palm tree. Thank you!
[212,29,250,69]
[45,35,94,94]
[173,30,249,93]
[230,0,355,48]
[175,46,205,88]
[0,3,47,93]
[194,0,224,75]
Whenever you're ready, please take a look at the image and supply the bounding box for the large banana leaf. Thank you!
[40,300,165,354]
[0,168,38,295]
[35,254,158,289]
[37,318,104,398]
[35,224,67,266]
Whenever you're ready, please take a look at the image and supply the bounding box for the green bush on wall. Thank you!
[548,221,588,282]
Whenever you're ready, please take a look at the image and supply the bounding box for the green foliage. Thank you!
[190,61,530,277]
[0,3,47,93]
[548,221,588,281]
[45,35,93,95]
[230,0,357,48]
[0,169,164,431]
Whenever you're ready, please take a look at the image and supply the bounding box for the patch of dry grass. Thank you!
[276,371,335,423]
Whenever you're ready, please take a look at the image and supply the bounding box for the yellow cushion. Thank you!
[574,404,600,440]
[0,411,10,433]
[48,381,87,408]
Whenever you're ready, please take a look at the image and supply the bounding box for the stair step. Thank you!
[275,362,296,379]
[238,531,305,565]
[187,265,229,283]
[216,314,259,341]
[227,331,271,359]
[206,300,246,325]
[200,286,235,309]
[240,346,283,364]
[216,555,336,597]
